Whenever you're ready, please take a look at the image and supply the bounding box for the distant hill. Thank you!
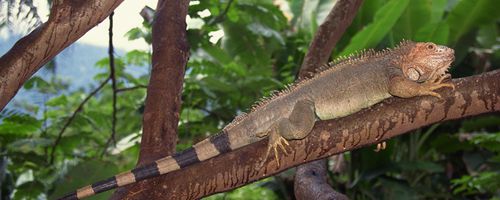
[0,34,121,110]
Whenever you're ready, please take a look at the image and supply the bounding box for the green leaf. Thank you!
[452,172,500,195]
[477,23,498,48]
[430,134,473,153]
[339,0,409,56]
[461,115,500,132]
[180,108,205,123]
[125,50,150,66]
[247,23,284,45]
[24,76,49,90]
[201,76,234,92]
[446,0,500,44]
[202,44,232,65]
[469,132,500,152]
[124,27,143,41]
[392,0,432,41]
[205,178,279,200]
[414,22,449,44]
[14,180,45,199]
[94,58,110,69]
[428,0,447,23]
[46,95,68,107]
[7,138,53,154]
[50,160,119,200]
[0,114,41,135]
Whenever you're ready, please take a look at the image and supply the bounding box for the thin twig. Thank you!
[116,85,148,93]
[102,12,118,157]
[206,0,234,25]
[49,77,110,164]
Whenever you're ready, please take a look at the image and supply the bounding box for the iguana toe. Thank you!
[256,133,291,169]
[277,136,290,155]
[430,83,455,90]
[374,141,386,152]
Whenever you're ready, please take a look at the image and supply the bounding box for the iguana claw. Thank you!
[419,75,455,99]
[257,132,291,169]
[374,141,386,152]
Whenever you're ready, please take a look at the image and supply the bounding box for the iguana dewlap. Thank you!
[58,41,455,200]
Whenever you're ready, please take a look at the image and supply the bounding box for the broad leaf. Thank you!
[339,0,409,56]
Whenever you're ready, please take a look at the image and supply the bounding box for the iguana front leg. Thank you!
[388,74,454,99]
[374,73,454,151]
[256,99,316,168]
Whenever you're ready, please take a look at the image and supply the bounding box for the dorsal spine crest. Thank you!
[225,40,415,128]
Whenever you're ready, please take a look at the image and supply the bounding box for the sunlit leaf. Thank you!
[46,95,68,107]
[0,114,41,135]
[24,76,49,90]
[125,50,150,66]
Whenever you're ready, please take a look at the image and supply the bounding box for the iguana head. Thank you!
[399,41,454,83]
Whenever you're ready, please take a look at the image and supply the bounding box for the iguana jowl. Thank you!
[58,41,455,200]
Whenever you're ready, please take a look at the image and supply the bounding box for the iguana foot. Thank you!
[256,132,290,169]
[419,77,455,99]
[374,141,386,152]
[432,74,451,84]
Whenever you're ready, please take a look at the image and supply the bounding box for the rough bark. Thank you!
[0,0,123,111]
[295,160,349,200]
[138,70,499,199]
[109,0,190,199]
[297,0,364,78]
[295,0,363,198]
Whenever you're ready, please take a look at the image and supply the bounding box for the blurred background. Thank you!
[0,0,499,199]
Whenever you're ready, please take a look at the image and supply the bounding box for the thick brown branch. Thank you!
[295,160,348,200]
[0,0,123,111]
[298,0,364,78]
[110,0,190,199]
[142,70,499,199]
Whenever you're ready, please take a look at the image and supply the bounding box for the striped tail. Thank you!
[57,132,233,200]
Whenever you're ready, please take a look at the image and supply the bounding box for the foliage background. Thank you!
[0,0,499,199]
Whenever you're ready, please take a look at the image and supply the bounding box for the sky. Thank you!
[77,1,157,51]
[1,1,158,51]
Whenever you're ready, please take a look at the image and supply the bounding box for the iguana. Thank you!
[58,41,455,200]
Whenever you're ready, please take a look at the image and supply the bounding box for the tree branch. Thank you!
[295,160,348,200]
[115,85,148,93]
[0,0,124,111]
[295,0,363,198]
[140,70,499,199]
[110,0,190,199]
[102,12,118,156]
[298,0,363,78]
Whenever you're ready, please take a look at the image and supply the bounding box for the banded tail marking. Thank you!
[59,131,232,200]
[76,185,94,199]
